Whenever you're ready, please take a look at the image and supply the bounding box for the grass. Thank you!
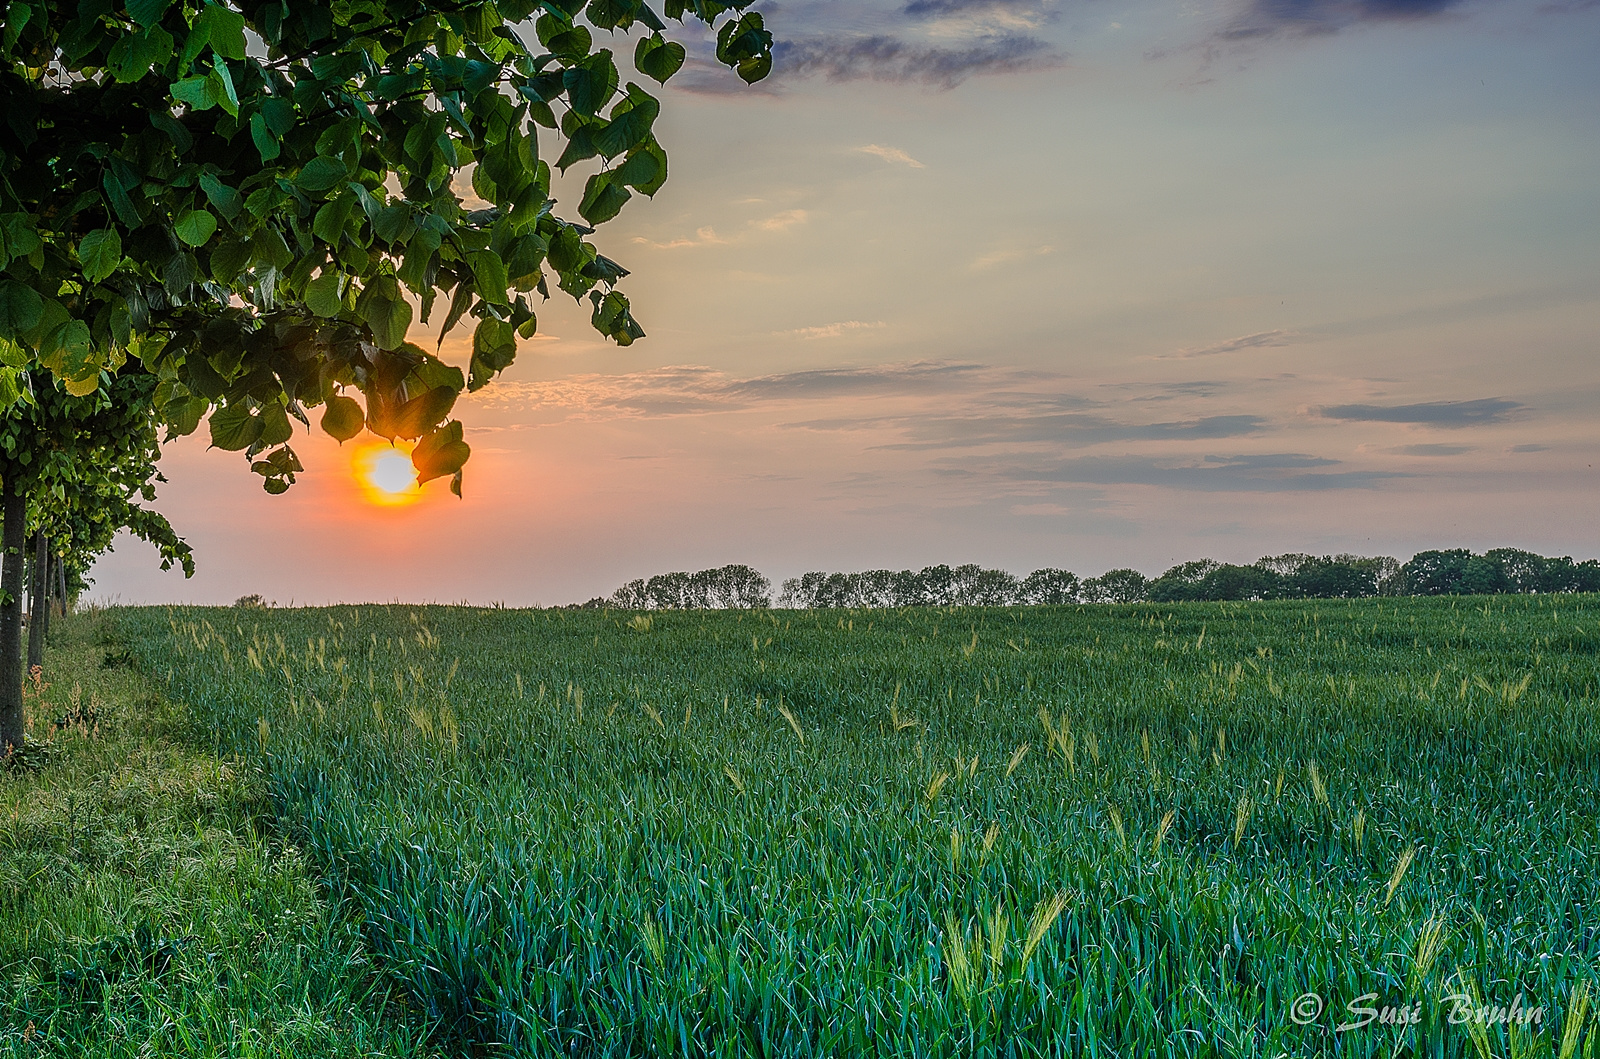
[0,609,440,1059]
[91,595,1600,1056]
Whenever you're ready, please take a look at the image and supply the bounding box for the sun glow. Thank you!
[354,442,422,506]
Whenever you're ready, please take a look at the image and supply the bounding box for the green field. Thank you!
[90,596,1600,1056]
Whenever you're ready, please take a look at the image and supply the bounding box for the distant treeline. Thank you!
[581,548,1600,610]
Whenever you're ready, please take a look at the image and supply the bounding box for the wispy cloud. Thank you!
[632,226,727,250]
[632,209,807,250]
[1317,398,1522,427]
[1220,0,1472,40]
[970,244,1054,271]
[775,32,1061,88]
[857,144,926,168]
[752,209,809,232]
[778,320,888,339]
[1387,443,1474,456]
[1164,329,1303,358]
[1000,453,1408,492]
[466,361,997,418]
[903,0,1056,17]
[791,412,1269,450]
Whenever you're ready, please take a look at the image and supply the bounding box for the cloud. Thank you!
[857,144,926,168]
[1316,398,1522,427]
[727,361,988,400]
[632,226,727,250]
[1220,0,1471,40]
[1165,329,1303,358]
[1002,453,1408,491]
[1388,443,1474,456]
[1509,443,1551,453]
[790,411,1270,450]
[468,361,997,418]
[778,320,888,339]
[775,33,1061,88]
[903,0,1052,15]
[753,209,809,232]
[632,210,806,251]
[971,245,1054,271]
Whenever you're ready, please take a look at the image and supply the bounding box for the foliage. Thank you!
[755,550,1595,610]
[0,610,441,1058]
[0,370,193,583]
[115,596,1600,1056]
[609,564,770,610]
[0,0,772,493]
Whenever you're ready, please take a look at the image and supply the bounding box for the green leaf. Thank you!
[174,209,219,247]
[198,173,243,221]
[411,420,471,485]
[195,3,247,60]
[258,400,293,447]
[79,229,123,284]
[208,403,264,451]
[467,250,510,306]
[393,386,458,440]
[313,194,355,243]
[106,26,174,82]
[296,155,349,193]
[320,394,365,442]
[564,50,618,117]
[593,84,659,158]
[579,172,631,225]
[469,318,517,391]
[305,272,345,318]
[615,141,666,195]
[635,34,685,84]
[127,0,174,29]
[164,395,209,437]
[172,74,222,111]
[356,277,413,350]
[249,113,281,161]
[0,282,44,340]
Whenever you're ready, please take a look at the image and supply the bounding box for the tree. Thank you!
[1020,568,1078,605]
[1282,557,1376,599]
[1400,550,1476,595]
[1080,569,1148,604]
[0,369,189,751]
[1,0,772,494]
[1146,559,1221,602]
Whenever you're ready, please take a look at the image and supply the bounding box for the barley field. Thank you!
[113,596,1600,1057]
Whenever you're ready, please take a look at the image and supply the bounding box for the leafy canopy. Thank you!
[0,0,772,493]
[0,370,193,595]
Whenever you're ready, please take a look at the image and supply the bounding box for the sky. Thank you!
[90,0,1600,606]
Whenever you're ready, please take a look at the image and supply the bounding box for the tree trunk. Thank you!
[55,552,66,616]
[26,532,45,673]
[0,478,26,754]
[41,546,52,637]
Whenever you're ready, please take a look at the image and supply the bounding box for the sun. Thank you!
[354,441,422,506]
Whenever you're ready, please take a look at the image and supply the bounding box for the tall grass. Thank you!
[0,610,439,1058]
[115,595,1600,1056]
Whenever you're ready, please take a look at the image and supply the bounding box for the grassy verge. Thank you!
[0,609,439,1059]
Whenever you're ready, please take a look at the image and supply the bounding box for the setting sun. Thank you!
[354,442,421,506]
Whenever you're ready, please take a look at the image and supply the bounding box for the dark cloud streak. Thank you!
[1317,398,1521,427]
[774,33,1060,88]
[1221,0,1472,39]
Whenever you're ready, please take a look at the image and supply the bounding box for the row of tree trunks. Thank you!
[0,485,69,755]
